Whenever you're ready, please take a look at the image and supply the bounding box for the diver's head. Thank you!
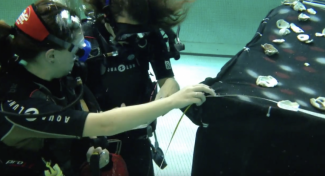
[83,0,193,29]
[0,0,87,80]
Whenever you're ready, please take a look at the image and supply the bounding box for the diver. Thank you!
[0,0,216,176]
[80,0,192,175]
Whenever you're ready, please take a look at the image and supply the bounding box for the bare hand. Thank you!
[167,84,216,109]
[86,146,110,169]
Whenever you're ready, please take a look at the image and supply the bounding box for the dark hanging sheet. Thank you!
[185,3,325,176]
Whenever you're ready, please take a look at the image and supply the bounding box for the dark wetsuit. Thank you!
[0,65,94,176]
[83,20,174,176]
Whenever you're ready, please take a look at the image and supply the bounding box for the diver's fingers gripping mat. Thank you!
[190,4,325,176]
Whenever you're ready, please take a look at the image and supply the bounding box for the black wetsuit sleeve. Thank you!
[1,98,89,138]
[148,30,175,80]
[150,58,175,80]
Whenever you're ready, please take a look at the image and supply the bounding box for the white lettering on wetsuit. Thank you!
[5,160,35,169]
[6,100,71,123]
[165,61,172,70]
[6,160,24,165]
[107,64,136,73]
[7,100,26,114]
[41,115,71,123]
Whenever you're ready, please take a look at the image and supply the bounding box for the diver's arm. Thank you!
[155,77,180,100]
[83,96,173,137]
[157,77,178,88]
[82,84,216,137]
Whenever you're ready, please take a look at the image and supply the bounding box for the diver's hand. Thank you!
[86,146,110,169]
[166,84,216,109]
